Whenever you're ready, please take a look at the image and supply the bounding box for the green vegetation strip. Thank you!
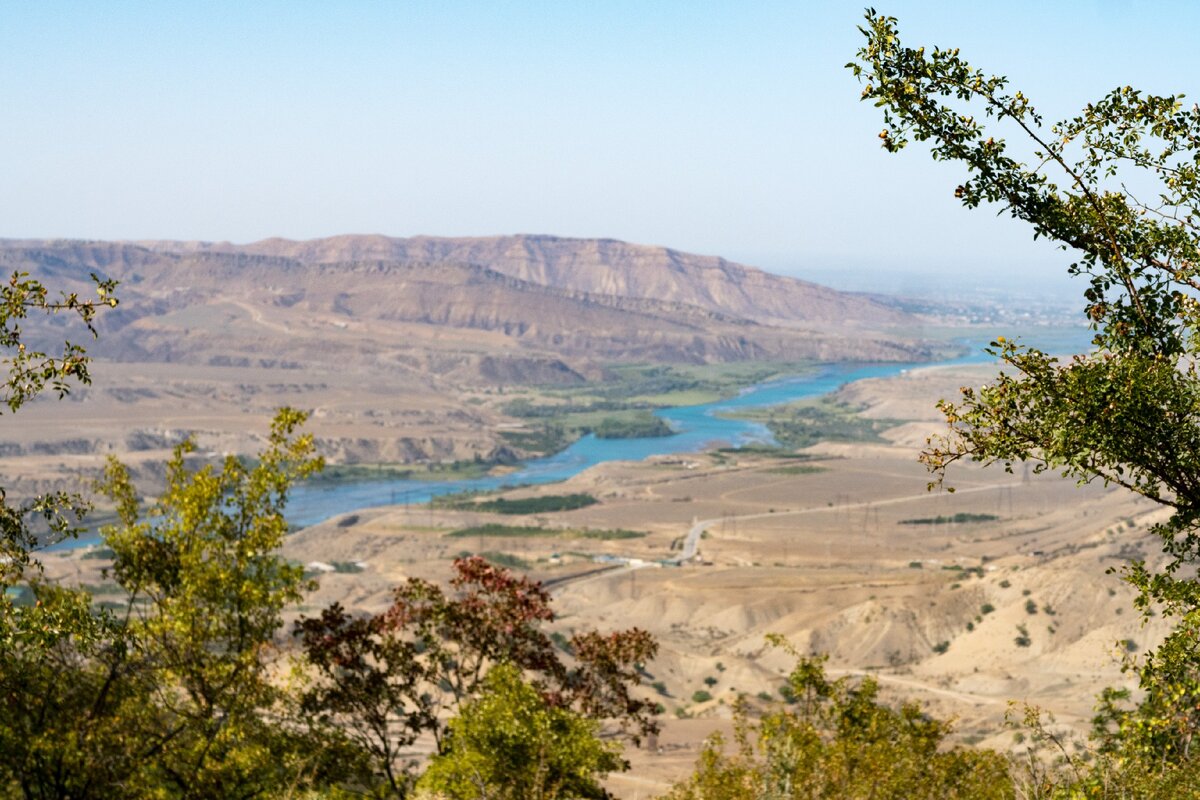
[456,550,531,570]
[446,524,645,540]
[592,412,674,439]
[899,513,999,525]
[722,398,900,450]
[305,458,505,485]
[433,492,598,514]
[765,465,828,475]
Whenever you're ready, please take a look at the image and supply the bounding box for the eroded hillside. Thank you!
[0,236,945,491]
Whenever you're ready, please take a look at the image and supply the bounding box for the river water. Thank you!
[287,361,910,527]
[285,326,1094,528]
[40,326,1092,551]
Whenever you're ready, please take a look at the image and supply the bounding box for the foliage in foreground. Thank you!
[663,637,1013,800]
[1,409,364,798]
[1,269,117,642]
[850,7,1200,793]
[295,555,659,795]
[3,423,655,797]
[417,664,623,800]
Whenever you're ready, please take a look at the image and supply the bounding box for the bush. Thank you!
[1014,625,1032,648]
[419,665,622,799]
[691,690,713,703]
[663,638,1013,799]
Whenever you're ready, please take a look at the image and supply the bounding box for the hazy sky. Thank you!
[2,1,1195,292]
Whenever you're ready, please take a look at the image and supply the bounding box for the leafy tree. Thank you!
[849,7,1200,789]
[1,409,360,798]
[0,269,124,797]
[1,270,117,640]
[416,663,622,800]
[663,636,1013,799]
[294,601,435,798]
[99,409,332,796]
[0,269,117,415]
[296,556,659,795]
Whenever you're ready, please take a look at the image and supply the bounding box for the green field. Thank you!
[432,492,598,515]
[304,459,504,485]
[765,464,829,475]
[447,523,646,540]
[628,388,723,406]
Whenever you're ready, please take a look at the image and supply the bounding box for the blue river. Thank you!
[285,326,1094,528]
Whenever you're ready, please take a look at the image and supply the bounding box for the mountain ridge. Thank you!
[0,235,934,381]
[124,233,911,329]
[0,233,943,483]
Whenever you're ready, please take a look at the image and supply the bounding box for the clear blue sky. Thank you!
[1,1,1195,291]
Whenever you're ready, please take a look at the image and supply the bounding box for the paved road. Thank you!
[671,516,717,564]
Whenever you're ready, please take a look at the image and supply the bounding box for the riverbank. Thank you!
[286,325,1094,528]
[284,359,931,527]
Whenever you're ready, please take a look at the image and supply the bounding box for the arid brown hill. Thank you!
[134,234,912,329]
[0,236,943,487]
[0,236,932,382]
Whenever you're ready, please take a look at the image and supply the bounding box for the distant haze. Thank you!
[1,1,1194,296]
